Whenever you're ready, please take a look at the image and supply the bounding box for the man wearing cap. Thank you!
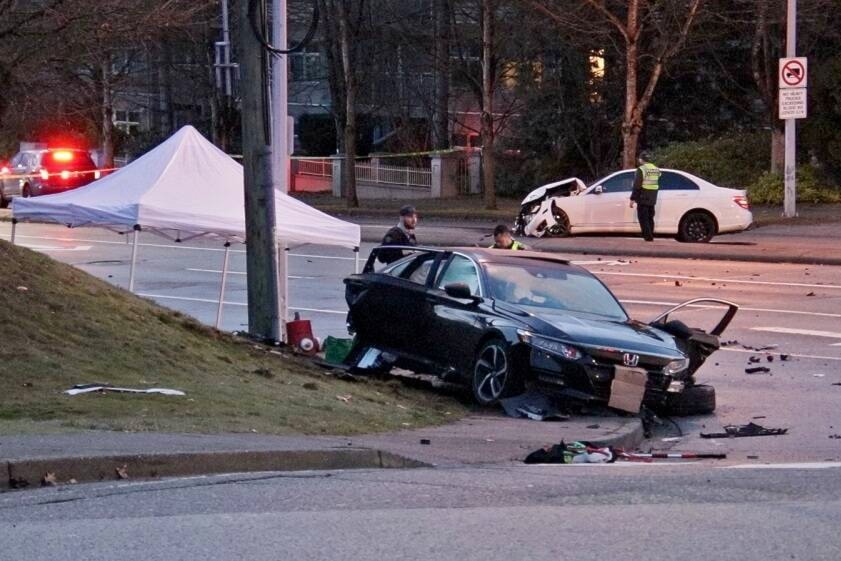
[377,205,419,264]
[630,152,661,242]
[489,224,527,250]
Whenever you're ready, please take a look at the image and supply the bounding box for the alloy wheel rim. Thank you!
[475,344,508,401]
[687,217,709,241]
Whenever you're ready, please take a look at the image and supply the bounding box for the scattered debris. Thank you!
[832,383,841,386]
[524,441,726,464]
[302,382,319,390]
[742,344,778,352]
[64,384,185,396]
[767,355,774,362]
[335,394,353,403]
[701,422,788,439]
[829,435,841,440]
[748,356,761,363]
[620,451,726,461]
[780,354,790,361]
[16,286,28,292]
[747,455,760,460]
[501,392,569,422]
[745,366,771,374]
[115,464,129,480]
[661,437,682,442]
[752,415,767,420]
[814,374,826,378]
[674,280,682,287]
[586,424,601,429]
[420,439,431,445]
[41,472,58,487]
[807,291,815,296]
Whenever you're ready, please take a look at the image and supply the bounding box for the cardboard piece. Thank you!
[608,366,648,414]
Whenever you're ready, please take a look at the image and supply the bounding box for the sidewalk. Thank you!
[358,219,841,266]
[1,413,643,489]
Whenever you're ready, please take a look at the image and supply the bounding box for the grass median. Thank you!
[0,241,465,436]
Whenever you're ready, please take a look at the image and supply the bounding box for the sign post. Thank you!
[780,0,805,218]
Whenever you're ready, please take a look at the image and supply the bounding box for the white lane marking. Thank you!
[185,268,316,280]
[750,327,841,339]
[9,234,356,260]
[19,243,92,252]
[136,293,346,315]
[571,260,630,266]
[725,462,841,470]
[597,270,841,290]
[621,299,841,319]
[720,347,841,362]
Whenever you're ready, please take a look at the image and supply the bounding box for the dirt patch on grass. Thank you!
[0,241,465,435]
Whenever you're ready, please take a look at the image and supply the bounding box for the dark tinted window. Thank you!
[384,253,435,285]
[660,171,699,191]
[599,172,635,193]
[437,255,481,296]
[485,263,627,320]
[42,151,96,171]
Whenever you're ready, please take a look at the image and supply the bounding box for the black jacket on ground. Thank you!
[377,226,417,264]
[631,168,659,206]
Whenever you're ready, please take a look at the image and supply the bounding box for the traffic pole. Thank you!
[783,0,797,218]
[128,225,140,292]
[271,0,289,341]
[215,241,231,329]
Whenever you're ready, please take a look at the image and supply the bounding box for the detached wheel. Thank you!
[678,211,715,242]
[665,384,716,416]
[547,207,571,238]
[472,339,521,406]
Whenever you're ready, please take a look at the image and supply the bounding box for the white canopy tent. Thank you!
[12,125,361,332]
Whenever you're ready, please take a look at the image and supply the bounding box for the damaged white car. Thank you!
[514,169,754,242]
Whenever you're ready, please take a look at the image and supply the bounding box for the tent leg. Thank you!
[277,243,289,343]
[128,226,141,292]
[354,246,360,274]
[215,242,231,329]
[10,219,17,245]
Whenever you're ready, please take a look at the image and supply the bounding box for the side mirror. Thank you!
[444,282,475,300]
[593,185,603,195]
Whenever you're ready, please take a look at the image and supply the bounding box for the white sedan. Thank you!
[514,169,754,242]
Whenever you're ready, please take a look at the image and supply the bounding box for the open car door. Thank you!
[649,299,739,375]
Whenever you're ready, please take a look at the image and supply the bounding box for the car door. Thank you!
[583,171,637,231]
[346,251,443,354]
[423,254,489,372]
[653,171,700,232]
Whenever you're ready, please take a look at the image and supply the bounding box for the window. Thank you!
[598,172,635,193]
[10,153,22,167]
[384,253,435,285]
[290,49,322,82]
[660,171,699,191]
[437,255,481,296]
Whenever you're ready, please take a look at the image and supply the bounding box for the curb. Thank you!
[2,448,428,491]
[586,418,646,450]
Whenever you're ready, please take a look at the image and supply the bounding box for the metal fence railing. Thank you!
[296,158,332,177]
[354,162,432,188]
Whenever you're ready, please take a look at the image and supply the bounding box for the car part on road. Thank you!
[678,211,717,242]
[618,450,727,460]
[64,384,185,396]
[745,366,772,374]
[701,422,788,438]
[500,391,569,421]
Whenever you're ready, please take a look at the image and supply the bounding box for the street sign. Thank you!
[779,57,807,89]
[779,88,807,119]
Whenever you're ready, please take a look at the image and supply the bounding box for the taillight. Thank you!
[39,169,49,180]
[733,195,750,209]
[60,170,70,180]
[94,170,101,179]
[0,166,8,174]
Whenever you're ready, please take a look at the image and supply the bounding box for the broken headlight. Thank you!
[663,358,689,375]
[518,330,581,360]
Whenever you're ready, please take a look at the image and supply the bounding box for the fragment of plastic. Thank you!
[64,384,185,396]
[700,422,788,439]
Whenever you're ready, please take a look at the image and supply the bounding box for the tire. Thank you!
[471,339,521,406]
[547,207,571,238]
[678,211,715,243]
[665,384,716,416]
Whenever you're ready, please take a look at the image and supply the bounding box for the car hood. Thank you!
[530,310,683,360]
[520,177,586,205]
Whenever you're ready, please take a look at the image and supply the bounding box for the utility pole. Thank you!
[241,0,282,342]
[783,0,797,218]
[271,0,289,340]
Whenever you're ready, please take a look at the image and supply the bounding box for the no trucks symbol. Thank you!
[779,58,808,89]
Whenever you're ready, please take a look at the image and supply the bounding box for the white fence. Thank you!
[354,162,432,188]
[296,158,332,177]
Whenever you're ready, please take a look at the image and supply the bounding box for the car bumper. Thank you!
[528,348,686,407]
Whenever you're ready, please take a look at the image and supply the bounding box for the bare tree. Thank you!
[527,0,705,168]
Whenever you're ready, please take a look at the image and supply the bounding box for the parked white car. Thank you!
[514,169,753,242]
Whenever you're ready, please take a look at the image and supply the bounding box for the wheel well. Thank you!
[680,208,718,234]
[474,330,530,378]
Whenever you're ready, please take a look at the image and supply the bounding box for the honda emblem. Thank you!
[622,353,640,367]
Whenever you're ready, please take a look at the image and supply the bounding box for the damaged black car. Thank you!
[344,248,737,415]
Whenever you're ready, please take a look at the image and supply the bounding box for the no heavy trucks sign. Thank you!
[778,57,808,120]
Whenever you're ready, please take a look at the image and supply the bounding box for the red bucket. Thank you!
[287,315,318,355]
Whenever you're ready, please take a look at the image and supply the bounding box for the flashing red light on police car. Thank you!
[52,150,75,162]
[0,166,8,175]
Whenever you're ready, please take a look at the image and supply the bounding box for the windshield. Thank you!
[484,263,628,320]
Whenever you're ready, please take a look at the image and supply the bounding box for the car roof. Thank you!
[447,247,582,269]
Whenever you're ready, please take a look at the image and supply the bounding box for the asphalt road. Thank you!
[3,221,841,463]
[2,463,841,560]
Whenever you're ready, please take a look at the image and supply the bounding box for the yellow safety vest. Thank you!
[640,162,661,190]
[489,240,526,250]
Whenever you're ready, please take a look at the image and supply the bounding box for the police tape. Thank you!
[0,167,120,181]
[227,147,472,161]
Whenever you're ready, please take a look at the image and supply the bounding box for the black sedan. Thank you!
[344,247,737,413]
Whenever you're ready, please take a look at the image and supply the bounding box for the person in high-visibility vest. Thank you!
[489,224,527,250]
[630,153,661,242]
